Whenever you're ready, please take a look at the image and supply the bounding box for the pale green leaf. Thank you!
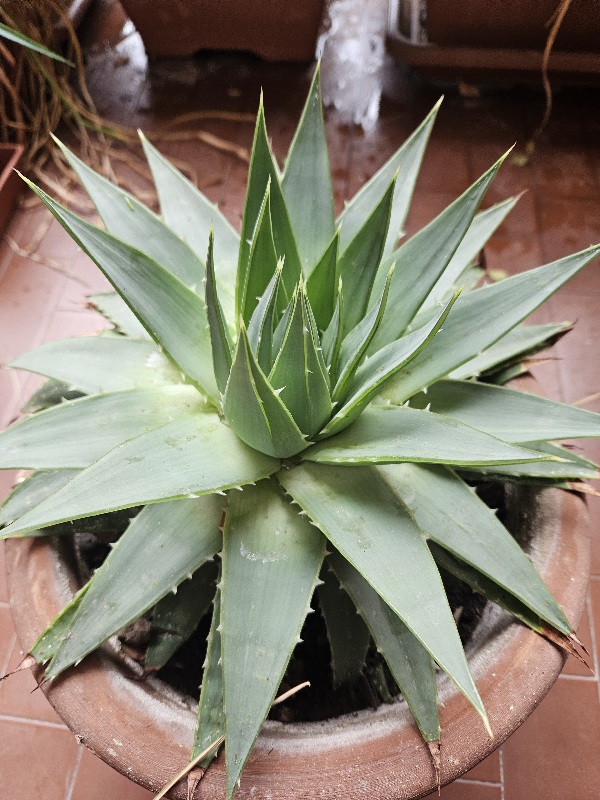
[247,265,283,374]
[0,22,73,64]
[317,563,370,687]
[21,177,220,403]
[9,337,182,394]
[269,288,332,436]
[193,584,225,765]
[0,386,205,469]
[382,245,600,404]
[223,325,307,458]
[89,291,150,339]
[321,295,456,438]
[338,99,441,256]
[279,463,488,727]
[0,413,279,537]
[0,470,78,527]
[449,322,571,380]
[321,278,344,373]
[423,197,518,309]
[30,585,88,664]
[145,560,218,670]
[330,551,440,742]
[307,406,553,466]
[405,379,600,443]
[240,181,279,323]
[377,464,571,633]
[221,481,326,799]
[140,133,238,326]
[369,154,507,352]
[332,265,394,401]
[46,496,223,677]
[306,229,340,332]
[338,174,396,335]
[282,63,335,270]
[459,441,599,481]
[205,230,233,394]
[55,138,204,288]
[238,100,302,313]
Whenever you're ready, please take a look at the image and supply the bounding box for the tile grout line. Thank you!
[455,777,502,787]
[0,712,68,729]
[64,743,84,800]
[558,673,597,683]
[499,747,505,800]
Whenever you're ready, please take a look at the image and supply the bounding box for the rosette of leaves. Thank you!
[2,67,600,797]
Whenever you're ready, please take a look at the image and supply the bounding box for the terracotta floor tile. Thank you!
[537,199,600,292]
[415,135,472,195]
[0,640,65,725]
[404,191,462,238]
[502,678,600,800]
[0,718,78,800]
[588,578,600,678]
[533,147,599,201]
[461,747,501,784]
[423,777,501,800]
[70,746,153,800]
[482,236,544,278]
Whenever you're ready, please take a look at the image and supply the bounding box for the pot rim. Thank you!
[5,485,590,800]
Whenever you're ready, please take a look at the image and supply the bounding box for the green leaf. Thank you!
[405,379,600,443]
[221,481,326,799]
[0,471,78,528]
[193,584,225,765]
[337,99,440,257]
[369,154,507,352]
[459,441,599,482]
[0,386,205,469]
[279,463,488,729]
[205,230,233,394]
[317,563,370,688]
[238,99,302,313]
[306,229,340,332]
[307,406,553,467]
[0,413,279,537]
[55,138,204,288]
[377,464,571,633]
[382,245,600,404]
[0,22,74,64]
[140,133,238,326]
[45,496,223,677]
[9,336,181,394]
[89,291,150,339]
[332,264,394,401]
[282,64,335,271]
[145,560,218,670]
[321,279,344,374]
[321,295,456,438]
[449,322,571,380]
[268,288,332,436]
[330,552,440,742]
[247,265,283,374]
[239,181,279,323]
[21,177,220,403]
[30,584,88,664]
[223,325,307,458]
[21,380,83,414]
[338,174,396,335]
[423,197,518,309]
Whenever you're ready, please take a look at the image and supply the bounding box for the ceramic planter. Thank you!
[0,144,24,241]
[119,0,325,61]
[387,0,600,77]
[5,481,590,799]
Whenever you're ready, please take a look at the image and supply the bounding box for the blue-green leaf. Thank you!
[306,228,340,332]
[193,583,225,765]
[223,325,307,458]
[89,292,150,339]
[247,264,283,374]
[205,230,233,394]
[221,481,326,799]
[240,181,279,323]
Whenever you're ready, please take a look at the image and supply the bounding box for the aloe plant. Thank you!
[1,66,600,797]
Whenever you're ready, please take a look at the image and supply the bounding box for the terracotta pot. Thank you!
[119,0,325,61]
[0,144,23,241]
[6,483,590,799]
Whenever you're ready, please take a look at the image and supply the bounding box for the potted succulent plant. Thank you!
[1,66,599,799]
